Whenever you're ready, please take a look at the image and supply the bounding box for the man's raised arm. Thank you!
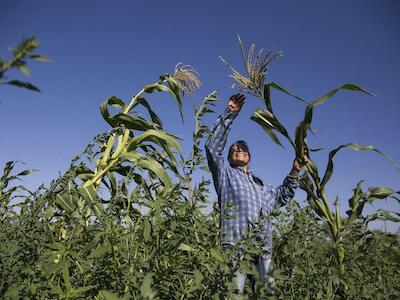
[205,94,245,191]
[264,157,307,209]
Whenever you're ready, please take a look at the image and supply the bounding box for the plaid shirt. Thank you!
[205,108,299,249]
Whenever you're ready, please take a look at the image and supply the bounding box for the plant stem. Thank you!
[84,158,118,187]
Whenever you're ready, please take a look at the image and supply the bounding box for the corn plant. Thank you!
[222,36,400,277]
[1,40,399,299]
[82,64,200,189]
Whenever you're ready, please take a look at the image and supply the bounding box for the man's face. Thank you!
[229,144,250,167]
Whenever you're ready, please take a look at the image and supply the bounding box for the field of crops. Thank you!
[1,37,399,299]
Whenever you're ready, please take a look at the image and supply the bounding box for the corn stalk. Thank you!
[223,36,400,276]
[81,65,200,192]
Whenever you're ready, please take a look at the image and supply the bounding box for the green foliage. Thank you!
[1,39,399,299]
[0,37,51,92]
[0,72,261,299]
[0,160,254,299]
[272,201,400,299]
[224,36,400,276]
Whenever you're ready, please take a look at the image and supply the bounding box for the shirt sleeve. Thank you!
[263,176,299,210]
[205,108,238,194]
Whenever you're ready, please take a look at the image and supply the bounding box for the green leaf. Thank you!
[78,185,104,218]
[135,97,163,128]
[12,37,38,57]
[210,248,223,262]
[367,209,400,223]
[44,205,54,219]
[193,269,204,285]
[144,82,184,122]
[178,243,194,252]
[121,150,172,186]
[43,262,64,278]
[363,187,395,200]
[263,83,273,112]
[125,129,181,152]
[334,196,341,229]
[28,54,52,62]
[295,83,374,162]
[18,65,31,76]
[109,113,158,131]
[239,260,257,275]
[292,265,306,276]
[166,76,184,122]
[55,192,77,212]
[6,80,40,92]
[16,169,35,176]
[311,84,374,109]
[63,262,72,290]
[90,244,109,258]
[140,273,157,299]
[80,233,104,255]
[4,284,20,299]
[70,285,97,296]
[100,96,126,127]
[321,143,400,190]
[251,107,294,148]
[348,180,363,211]
[268,81,307,104]
[143,218,151,242]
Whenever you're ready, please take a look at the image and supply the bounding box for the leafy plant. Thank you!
[0,37,51,92]
[272,200,400,299]
[223,35,400,278]
[1,37,399,300]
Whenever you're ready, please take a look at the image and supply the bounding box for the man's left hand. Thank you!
[289,156,308,177]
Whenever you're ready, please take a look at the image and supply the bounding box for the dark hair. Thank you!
[228,140,251,162]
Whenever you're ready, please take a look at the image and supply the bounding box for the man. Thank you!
[205,93,305,293]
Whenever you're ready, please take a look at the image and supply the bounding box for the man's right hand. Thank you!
[228,93,245,113]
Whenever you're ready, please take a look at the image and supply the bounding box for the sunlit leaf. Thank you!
[269,81,307,104]
[321,143,400,189]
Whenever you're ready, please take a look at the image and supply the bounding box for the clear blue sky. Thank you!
[1,0,399,230]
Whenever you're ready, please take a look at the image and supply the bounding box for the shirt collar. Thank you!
[235,165,252,175]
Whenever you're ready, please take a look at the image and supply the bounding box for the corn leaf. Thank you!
[78,185,104,218]
[295,83,374,161]
[135,97,163,128]
[125,129,181,153]
[144,82,183,122]
[55,193,77,213]
[366,209,400,223]
[100,96,126,127]
[362,187,396,200]
[121,150,172,186]
[109,113,159,131]
[268,81,307,104]
[251,107,295,148]
[166,76,184,121]
[320,143,400,190]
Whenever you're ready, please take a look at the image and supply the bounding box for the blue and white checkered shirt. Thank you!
[205,108,299,249]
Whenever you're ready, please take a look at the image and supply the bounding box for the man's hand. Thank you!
[228,93,245,112]
[289,155,308,178]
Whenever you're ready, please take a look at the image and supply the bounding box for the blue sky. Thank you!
[1,0,399,230]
